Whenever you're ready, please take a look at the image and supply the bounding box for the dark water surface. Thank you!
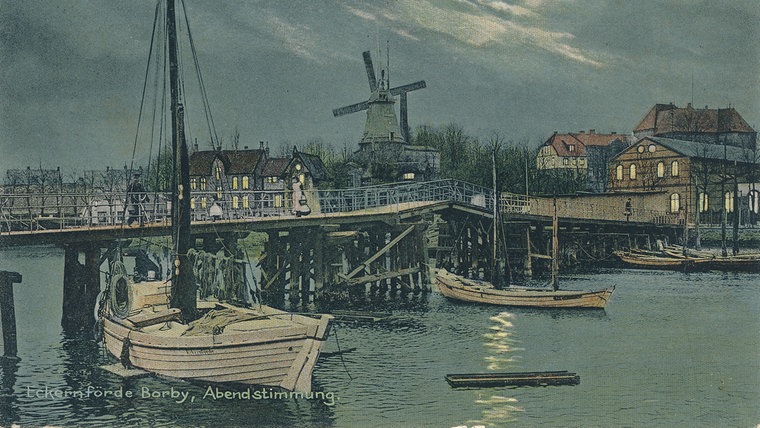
[0,246,758,427]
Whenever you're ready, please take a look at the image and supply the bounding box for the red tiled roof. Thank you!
[633,104,755,134]
[543,131,625,157]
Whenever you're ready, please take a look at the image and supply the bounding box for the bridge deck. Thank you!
[1,180,685,247]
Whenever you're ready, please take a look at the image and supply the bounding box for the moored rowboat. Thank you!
[435,270,613,309]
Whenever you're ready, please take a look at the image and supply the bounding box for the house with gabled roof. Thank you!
[633,103,756,150]
[537,130,630,192]
[187,143,327,219]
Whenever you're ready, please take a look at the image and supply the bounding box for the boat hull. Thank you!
[615,251,758,272]
[435,272,613,309]
[102,305,331,393]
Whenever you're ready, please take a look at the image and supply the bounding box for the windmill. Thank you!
[333,50,426,144]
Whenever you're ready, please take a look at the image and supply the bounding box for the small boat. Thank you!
[99,0,331,393]
[614,251,712,271]
[616,248,759,272]
[436,269,614,309]
[435,153,613,309]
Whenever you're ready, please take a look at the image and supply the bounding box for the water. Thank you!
[0,245,758,427]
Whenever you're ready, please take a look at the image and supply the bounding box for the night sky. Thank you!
[1,0,758,177]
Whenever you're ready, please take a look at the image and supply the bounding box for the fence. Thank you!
[1,179,692,233]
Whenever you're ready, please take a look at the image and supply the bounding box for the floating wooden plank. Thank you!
[296,310,392,323]
[445,371,580,388]
[100,363,150,379]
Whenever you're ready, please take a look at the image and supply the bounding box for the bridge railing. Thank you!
[1,180,683,233]
[524,196,682,225]
[317,179,495,214]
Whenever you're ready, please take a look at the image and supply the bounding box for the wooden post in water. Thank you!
[523,226,533,278]
[551,198,559,291]
[62,243,102,332]
[0,271,22,358]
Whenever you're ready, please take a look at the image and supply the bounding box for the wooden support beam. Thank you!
[0,271,22,358]
[341,225,416,280]
[347,267,421,286]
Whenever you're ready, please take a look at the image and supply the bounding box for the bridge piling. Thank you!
[0,271,22,358]
[62,243,101,333]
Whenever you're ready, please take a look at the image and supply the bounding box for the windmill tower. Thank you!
[333,50,426,148]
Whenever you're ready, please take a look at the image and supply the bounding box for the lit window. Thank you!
[615,165,623,180]
[403,172,415,180]
[637,145,645,153]
[569,144,575,152]
[274,194,283,208]
[232,177,238,190]
[724,191,735,213]
[750,190,760,214]
[242,176,249,190]
[190,197,195,209]
[629,164,637,180]
[215,166,221,180]
[699,192,709,212]
[216,187,222,200]
[190,178,197,190]
[657,162,664,178]
[232,196,239,209]
[242,196,249,209]
[200,177,207,190]
[671,161,679,177]
[201,197,207,209]
[563,158,569,165]
[670,193,680,213]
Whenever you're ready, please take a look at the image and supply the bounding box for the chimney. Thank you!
[687,102,692,109]
[589,129,595,134]
[259,141,264,150]
[244,145,249,150]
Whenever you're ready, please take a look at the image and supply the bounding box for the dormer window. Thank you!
[568,144,575,152]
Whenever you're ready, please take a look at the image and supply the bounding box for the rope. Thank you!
[332,325,353,381]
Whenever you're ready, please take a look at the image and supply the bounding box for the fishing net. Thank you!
[181,308,268,336]
[187,249,249,305]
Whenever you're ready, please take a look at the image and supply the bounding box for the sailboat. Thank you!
[435,149,614,309]
[99,0,331,393]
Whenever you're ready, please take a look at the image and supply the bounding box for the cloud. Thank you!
[344,0,604,67]
[264,15,320,62]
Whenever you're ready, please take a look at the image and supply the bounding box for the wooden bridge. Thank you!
[0,179,681,246]
[1,180,684,332]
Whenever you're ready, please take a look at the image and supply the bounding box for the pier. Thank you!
[1,179,687,331]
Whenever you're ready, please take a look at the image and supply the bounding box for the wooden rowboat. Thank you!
[435,269,613,309]
[615,250,758,272]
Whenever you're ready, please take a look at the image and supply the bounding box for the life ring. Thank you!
[109,261,131,318]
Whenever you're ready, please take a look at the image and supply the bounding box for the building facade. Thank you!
[188,144,326,219]
[608,137,759,225]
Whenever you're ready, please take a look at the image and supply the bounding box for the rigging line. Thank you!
[129,1,162,178]
[181,0,220,148]
[147,1,167,195]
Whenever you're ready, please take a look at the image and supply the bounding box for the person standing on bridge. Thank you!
[624,198,632,222]
[126,172,149,227]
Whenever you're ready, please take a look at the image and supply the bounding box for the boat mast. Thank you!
[167,0,197,320]
[492,144,499,286]
[551,197,559,291]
